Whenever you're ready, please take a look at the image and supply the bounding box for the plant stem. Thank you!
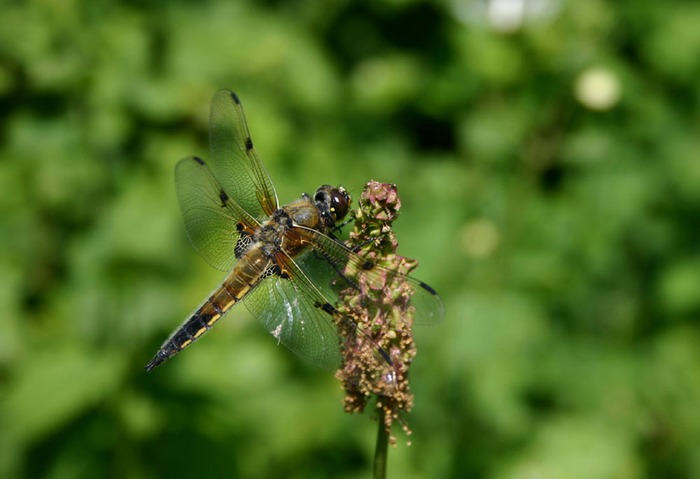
[373,408,388,479]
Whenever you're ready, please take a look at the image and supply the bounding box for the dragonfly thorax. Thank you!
[254,212,292,259]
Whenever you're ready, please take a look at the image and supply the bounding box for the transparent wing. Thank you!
[241,263,343,372]
[241,247,399,388]
[288,226,445,325]
[175,155,260,272]
[209,90,279,220]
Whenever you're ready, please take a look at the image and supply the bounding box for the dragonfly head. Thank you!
[314,185,351,228]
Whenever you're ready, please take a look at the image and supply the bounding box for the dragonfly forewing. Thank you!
[209,90,278,219]
[175,155,260,272]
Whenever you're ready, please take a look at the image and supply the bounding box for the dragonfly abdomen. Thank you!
[145,252,269,371]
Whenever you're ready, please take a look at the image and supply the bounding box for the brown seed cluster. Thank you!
[334,181,419,444]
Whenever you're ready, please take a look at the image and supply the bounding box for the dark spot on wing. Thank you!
[419,281,438,295]
[245,137,254,151]
[230,91,241,104]
[362,261,375,270]
[193,156,205,165]
[219,190,229,208]
[234,236,247,259]
[378,347,392,365]
[317,302,337,315]
[236,223,244,232]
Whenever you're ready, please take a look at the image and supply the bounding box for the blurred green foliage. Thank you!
[1,0,700,478]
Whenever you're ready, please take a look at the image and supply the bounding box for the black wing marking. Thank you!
[208,90,279,219]
[175,155,259,272]
[288,225,445,325]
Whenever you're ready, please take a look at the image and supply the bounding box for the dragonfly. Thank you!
[145,90,444,388]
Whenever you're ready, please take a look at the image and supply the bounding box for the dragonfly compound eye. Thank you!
[329,186,350,222]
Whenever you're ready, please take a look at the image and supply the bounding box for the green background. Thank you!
[2,1,700,478]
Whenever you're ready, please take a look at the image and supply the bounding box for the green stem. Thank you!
[373,408,388,479]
